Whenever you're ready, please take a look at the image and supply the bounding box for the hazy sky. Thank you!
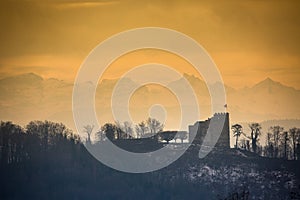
[0,0,300,89]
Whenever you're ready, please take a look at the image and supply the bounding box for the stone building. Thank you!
[188,113,230,152]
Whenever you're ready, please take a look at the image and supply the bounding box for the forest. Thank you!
[0,120,300,200]
[231,123,300,160]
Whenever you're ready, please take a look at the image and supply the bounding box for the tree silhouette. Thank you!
[1,120,300,199]
[289,128,299,160]
[115,121,134,139]
[297,143,300,161]
[96,129,105,141]
[135,118,164,138]
[83,125,94,145]
[101,123,119,140]
[0,121,24,166]
[249,123,261,153]
[135,121,148,138]
[146,117,164,136]
[269,126,284,158]
[123,121,134,139]
[265,132,274,157]
[231,124,243,149]
[282,131,289,159]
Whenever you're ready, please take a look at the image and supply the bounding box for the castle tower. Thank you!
[188,112,230,150]
[213,112,230,149]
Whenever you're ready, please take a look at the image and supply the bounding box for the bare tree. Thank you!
[122,121,134,139]
[96,129,105,142]
[135,118,164,138]
[269,126,283,158]
[83,125,94,145]
[1,121,24,165]
[115,121,125,139]
[265,132,274,157]
[249,123,261,153]
[289,128,299,160]
[146,117,164,136]
[231,124,243,149]
[114,121,134,139]
[282,131,289,159]
[135,121,148,138]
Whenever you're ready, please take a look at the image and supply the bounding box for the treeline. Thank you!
[83,118,187,144]
[83,118,164,144]
[0,120,213,200]
[1,120,299,200]
[0,121,81,167]
[232,123,300,160]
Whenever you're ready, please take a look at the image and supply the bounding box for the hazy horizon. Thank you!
[0,72,299,131]
[1,71,299,91]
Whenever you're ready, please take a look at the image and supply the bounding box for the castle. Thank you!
[108,113,230,154]
[188,112,230,151]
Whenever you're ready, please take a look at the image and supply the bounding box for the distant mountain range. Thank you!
[0,73,299,138]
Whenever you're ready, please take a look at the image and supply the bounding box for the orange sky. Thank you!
[0,0,300,89]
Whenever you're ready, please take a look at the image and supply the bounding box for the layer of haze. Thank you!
[0,0,300,89]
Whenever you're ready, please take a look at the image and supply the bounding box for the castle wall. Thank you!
[188,113,230,150]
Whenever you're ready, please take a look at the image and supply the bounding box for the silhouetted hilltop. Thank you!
[0,120,299,200]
